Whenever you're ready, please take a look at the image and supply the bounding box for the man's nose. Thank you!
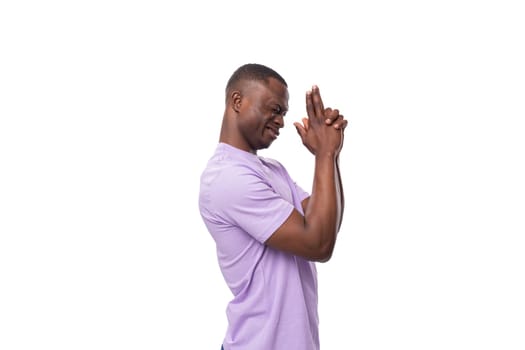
[274,114,284,127]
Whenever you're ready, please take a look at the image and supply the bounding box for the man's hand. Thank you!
[294,85,347,156]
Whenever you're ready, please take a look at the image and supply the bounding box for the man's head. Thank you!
[221,63,289,154]
[225,63,288,101]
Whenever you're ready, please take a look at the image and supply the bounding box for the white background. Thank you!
[1,0,524,349]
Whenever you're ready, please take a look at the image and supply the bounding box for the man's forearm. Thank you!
[303,152,342,260]
[335,156,344,231]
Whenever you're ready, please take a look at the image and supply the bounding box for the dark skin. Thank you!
[220,78,347,262]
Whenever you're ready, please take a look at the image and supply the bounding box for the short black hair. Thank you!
[225,63,287,97]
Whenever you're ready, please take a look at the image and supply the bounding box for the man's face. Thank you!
[237,78,289,153]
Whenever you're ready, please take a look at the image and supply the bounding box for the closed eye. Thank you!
[272,106,287,117]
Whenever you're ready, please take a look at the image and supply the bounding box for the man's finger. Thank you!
[294,122,307,139]
[302,118,309,130]
[324,108,339,125]
[305,90,315,120]
[329,114,348,129]
[333,119,349,130]
[312,85,325,119]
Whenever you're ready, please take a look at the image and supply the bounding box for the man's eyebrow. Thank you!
[274,103,288,113]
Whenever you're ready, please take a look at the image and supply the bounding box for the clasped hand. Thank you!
[294,85,348,156]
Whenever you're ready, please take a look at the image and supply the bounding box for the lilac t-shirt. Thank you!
[199,143,319,350]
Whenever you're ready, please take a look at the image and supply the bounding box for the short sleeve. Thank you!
[293,181,310,205]
[208,165,295,243]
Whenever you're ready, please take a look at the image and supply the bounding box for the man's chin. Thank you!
[261,140,274,150]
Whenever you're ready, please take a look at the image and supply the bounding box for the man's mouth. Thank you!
[266,126,279,139]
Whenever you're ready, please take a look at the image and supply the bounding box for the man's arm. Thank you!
[301,157,344,231]
[265,86,346,262]
[335,155,344,231]
[301,112,347,227]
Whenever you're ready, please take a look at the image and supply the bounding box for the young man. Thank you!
[199,63,347,350]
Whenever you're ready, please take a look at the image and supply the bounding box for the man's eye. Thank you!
[273,107,282,114]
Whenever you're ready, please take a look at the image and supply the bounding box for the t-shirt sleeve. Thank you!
[209,166,295,243]
[271,157,310,206]
[294,181,310,204]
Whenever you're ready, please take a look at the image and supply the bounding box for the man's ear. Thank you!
[231,91,242,113]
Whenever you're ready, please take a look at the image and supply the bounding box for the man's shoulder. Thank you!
[258,155,285,168]
[258,156,291,179]
[200,155,265,199]
[201,155,260,181]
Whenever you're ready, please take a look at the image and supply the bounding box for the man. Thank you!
[199,63,347,350]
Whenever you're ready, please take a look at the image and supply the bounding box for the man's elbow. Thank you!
[312,242,335,263]
[303,225,337,262]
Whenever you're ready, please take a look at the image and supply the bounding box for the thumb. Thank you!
[302,118,309,131]
[294,122,307,139]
